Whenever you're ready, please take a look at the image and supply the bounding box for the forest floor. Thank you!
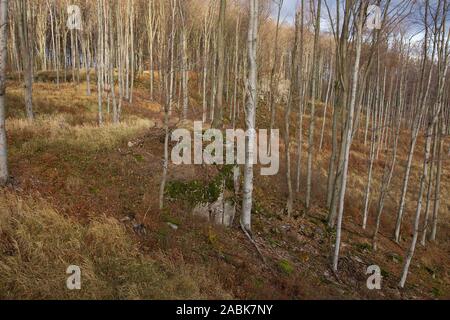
[0,74,449,299]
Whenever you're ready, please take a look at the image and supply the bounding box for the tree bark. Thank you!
[16,0,34,120]
[241,0,258,232]
[332,2,366,271]
[0,0,9,186]
[305,0,321,212]
[212,0,226,129]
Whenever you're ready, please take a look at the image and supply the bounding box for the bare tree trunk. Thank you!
[0,0,9,186]
[268,0,283,138]
[327,0,351,225]
[201,15,210,122]
[8,6,19,76]
[108,0,119,124]
[159,0,174,209]
[420,123,438,246]
[70,28,76,84]
[97,0,104,125]
[394,126,419,241]
[168,0,175,115]
[284,12,300,217]
[201,3,214,123]
[430,116,444,241]
[372,79,404,250]
[147,0,155,100]
[362,100,377,229]
[180,2,189,120]
[400,1,449,285]
[241,0,258,232]
[212,0,226,128]
[332,2,366,271]
[305,0,321,212]
[232,13,240,128]
[16,0,33,120]
[209,34,217,122]
[124,0,130,101]
[319,63,333,151]
[394,3,436,242]
[399,114,438,288]
[295,0,305,193]
[47,0,57,80]
[129,0,135,104]
[361,62,382,230]
[55,2,60,86]
[326,83,339,208]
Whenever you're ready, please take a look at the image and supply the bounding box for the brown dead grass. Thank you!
[7,114,155,156]
[0,191,232,300]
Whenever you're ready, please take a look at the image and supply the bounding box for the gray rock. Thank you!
[192,191,235,227]
[167,222,179,230]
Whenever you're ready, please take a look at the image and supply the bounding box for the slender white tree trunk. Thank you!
[0,0,9,186]
[268,0,283,141]
[212,0,226,128]
[399,120,435,288]
[180,3,188,120]
[232,14,240,128]
[241,0,258,232]
[400,10,449,285]
[96,0,103,125]
[394,17,437,242]
[333,3,365,271]
[305,0,321,212]
[295,1,305,193]
[362,111,377,229]
[430,117,444,241]
[17,0,33,120]
[420,123,438,246]
[319,66,333,151]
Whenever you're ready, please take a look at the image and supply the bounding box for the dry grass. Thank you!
[7,114,155,156]
[0,192,232,299]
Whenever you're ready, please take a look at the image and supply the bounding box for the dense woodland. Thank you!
[0,0,449,299]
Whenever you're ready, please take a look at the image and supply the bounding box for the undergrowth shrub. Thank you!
[165,165,235,207]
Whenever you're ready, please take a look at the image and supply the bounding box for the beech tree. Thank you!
[0,0,9,186]
[283,10,300,217]
[212,0,226,128]
[241,0,258,232]
[332,1,367,271]
[268,0,283,140]
[305,0,322,212]
[394,0,436,243]
[15,0,33,120]
[159,0,175,209]
[399,0,449,287]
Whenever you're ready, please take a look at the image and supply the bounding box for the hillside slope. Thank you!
[1,77,449,299]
